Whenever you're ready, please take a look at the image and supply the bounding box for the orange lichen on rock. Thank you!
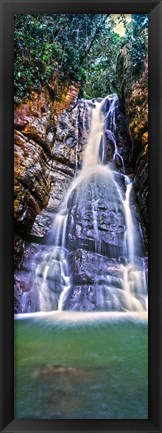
[53,83,80,120]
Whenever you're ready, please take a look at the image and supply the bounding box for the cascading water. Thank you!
[75,106,79,170]
[29,94,147,314]
[104,95,125,172]
[123,177,135,262]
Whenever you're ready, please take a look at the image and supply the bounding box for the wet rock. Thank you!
[102,95,131,170]
[62,253,148,312]
[68,249,117,285]
[67,173,126,254]
[14,234,25,268]
[68,250,130,301]
[30,210,55,237]
[14,242,45,312]
[62,284,125,312]
[14,243,70,313]
[53,98,91,169]
[14,270,39,313]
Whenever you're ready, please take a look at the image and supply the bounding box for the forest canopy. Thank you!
[14,13,148,101]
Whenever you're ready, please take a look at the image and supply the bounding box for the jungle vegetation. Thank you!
[14,13,148,102]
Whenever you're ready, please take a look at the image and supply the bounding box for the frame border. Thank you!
[0,1,162,432]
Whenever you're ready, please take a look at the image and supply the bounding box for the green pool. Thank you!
[14,311,148,419]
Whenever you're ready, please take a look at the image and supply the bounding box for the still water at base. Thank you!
[14,312,148,419]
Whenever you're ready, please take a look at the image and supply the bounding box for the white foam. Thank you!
[15,310,148,327]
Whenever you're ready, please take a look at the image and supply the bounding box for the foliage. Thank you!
[132,14,148,35]
[82,14,148,97]
[82,19,122,98]
[131,14,148,75]
[121,14,148,77]
[14,14,109,101]
[14,14,148,102]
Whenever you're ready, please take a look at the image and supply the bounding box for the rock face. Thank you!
[14,82,80,264]
[67,172,126,256]
[14,129,50,232]
[52,98,91,169]
[116,30,148,245]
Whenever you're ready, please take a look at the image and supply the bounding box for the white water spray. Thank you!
[123,176,135,262]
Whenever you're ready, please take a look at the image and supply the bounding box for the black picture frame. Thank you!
[0,0,162,432]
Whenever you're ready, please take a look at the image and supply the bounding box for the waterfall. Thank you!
[104,95,125,173]
[75,106,79,170]
[30,94,147,314]
[82,100,104,168]
[123,177,135,262]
